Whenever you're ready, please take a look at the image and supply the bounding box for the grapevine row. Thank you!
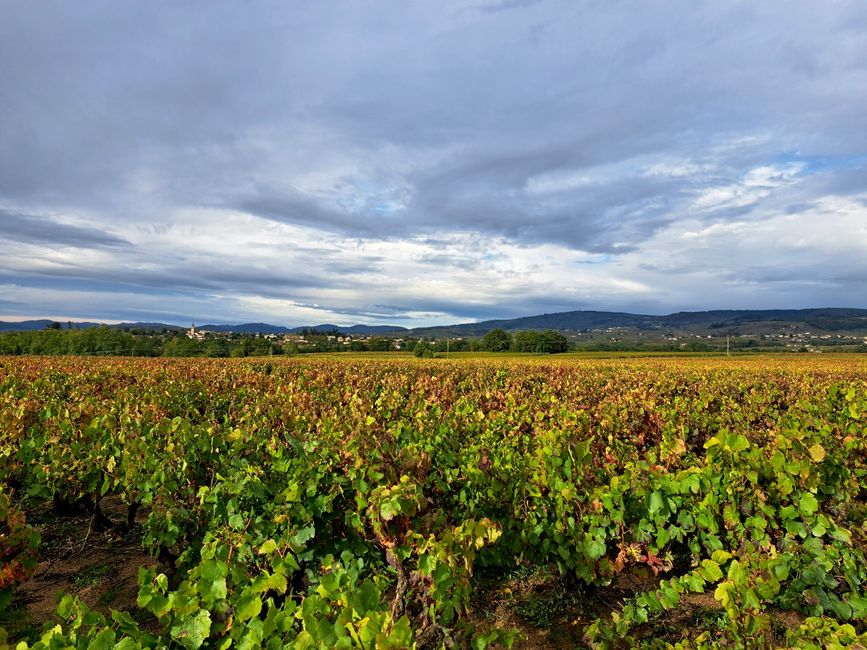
[1,356,866,648]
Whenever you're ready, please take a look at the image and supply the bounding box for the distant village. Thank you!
[186,323,415,352]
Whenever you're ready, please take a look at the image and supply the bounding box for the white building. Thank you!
[187,323,206,341]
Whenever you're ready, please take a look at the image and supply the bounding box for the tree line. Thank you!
[0,325,571,357]
[413,328,569,356]
[0,326,278,357]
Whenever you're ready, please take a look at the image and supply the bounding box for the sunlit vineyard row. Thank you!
[1,355,866,648]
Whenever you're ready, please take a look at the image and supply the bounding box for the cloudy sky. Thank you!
[1,1,866,326]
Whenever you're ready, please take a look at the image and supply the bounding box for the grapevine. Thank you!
[0,355,865,648]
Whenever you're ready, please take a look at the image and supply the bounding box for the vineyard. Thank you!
[1,355,867,648]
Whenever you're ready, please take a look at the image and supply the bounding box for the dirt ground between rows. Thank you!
[4,496,163,641]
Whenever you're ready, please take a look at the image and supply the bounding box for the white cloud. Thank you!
[690,163,808,212]
[1,1,867,323]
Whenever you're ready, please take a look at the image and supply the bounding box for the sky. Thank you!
[1,1,866,327]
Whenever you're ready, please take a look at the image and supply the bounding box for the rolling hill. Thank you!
[2,308,866,337]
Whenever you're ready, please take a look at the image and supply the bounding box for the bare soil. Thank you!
[4,496,165,642]
[469,566,605,649]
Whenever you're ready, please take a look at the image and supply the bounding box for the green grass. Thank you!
[72,562,110,590]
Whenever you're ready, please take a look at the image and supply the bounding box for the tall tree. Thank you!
[481,328,512,352]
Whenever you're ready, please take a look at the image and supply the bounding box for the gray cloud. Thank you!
[0,209,130,248]
[0,258,351,298]
[236,187,383,237]
[1,1,866,325]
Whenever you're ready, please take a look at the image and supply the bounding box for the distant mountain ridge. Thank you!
[0,319,105,332]
[2,308,867,336]
[0,320,408,335]
[197,322,291,334]
[197,323,409,334]
[409,307,867,336]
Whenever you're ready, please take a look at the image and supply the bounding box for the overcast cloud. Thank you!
[1,1,866,326]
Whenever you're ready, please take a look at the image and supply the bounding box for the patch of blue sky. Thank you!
[481,252,507,262]
[372,201,402,214]
[575,254,615,265]
[770,151,867,174]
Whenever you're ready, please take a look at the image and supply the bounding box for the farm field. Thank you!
[1,355,866,649]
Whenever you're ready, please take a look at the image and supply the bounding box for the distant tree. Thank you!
[447,338,469,352]
[249,337,276,356]
[512,329,569,353]
[0,333,20,355]
[162,335,201,357]
[413,341,437,358]
[203,339,230,357]
[46,321,62,330]
[468,338,485,352]
[481,328,511,352]
[537,329,569,353]
[367,337,390,352]
[512,330,539,352]
[233,338,257,357]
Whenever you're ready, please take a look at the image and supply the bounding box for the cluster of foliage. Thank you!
[161,334,281,358]
[0,488,39,609]
[510,330,570,353]
[411,329,569,357]
[0,327,407,358]
[1,356,866,648]
[0,327,278,358]
[478,329,569,353]
[0,327,160,357]
[162,333,396,356]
